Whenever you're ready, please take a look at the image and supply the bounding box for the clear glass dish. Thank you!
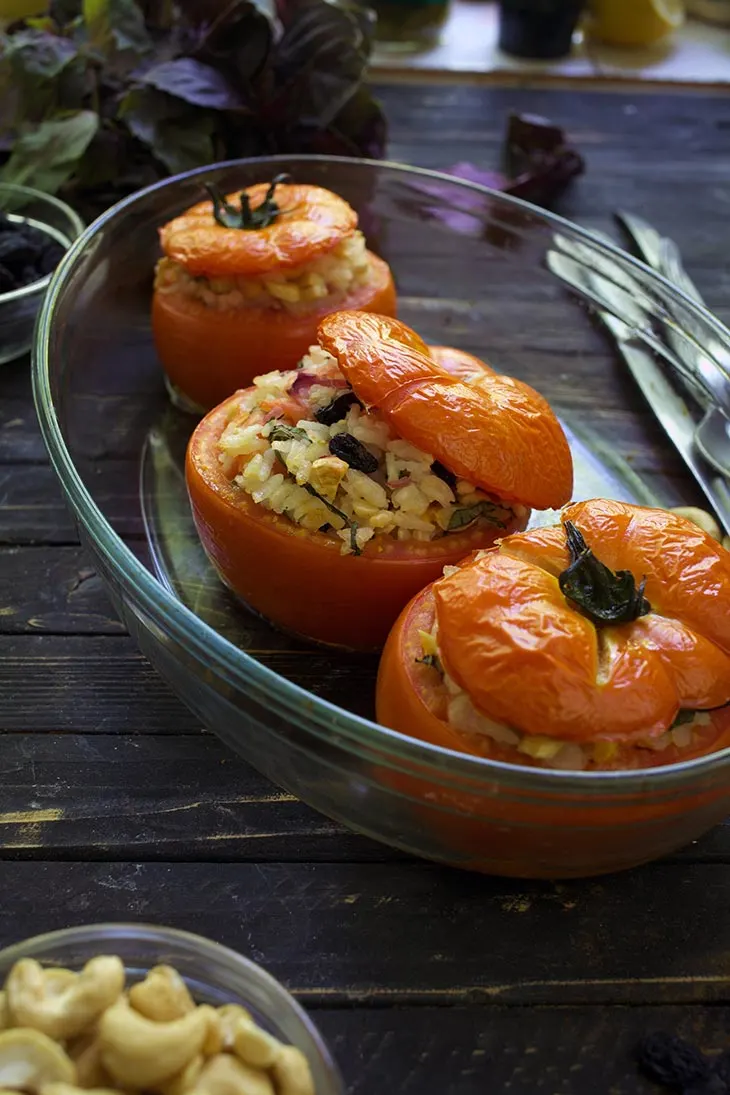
[0,923,342,1093]
[0,183,84,365]
[33,156,730,879]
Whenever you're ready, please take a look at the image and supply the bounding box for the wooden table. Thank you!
[2,84,730,1093]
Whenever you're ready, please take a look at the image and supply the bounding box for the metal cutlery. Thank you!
[546,243,730,536]
[616,210,730,476]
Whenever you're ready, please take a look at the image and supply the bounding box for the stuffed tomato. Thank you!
[186,311,574,650]
[153,176,396,411]
[377,498,730,771]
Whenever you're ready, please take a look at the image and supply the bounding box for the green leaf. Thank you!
[83,0,151,56]
[141,58,245,111]
[447,501,507,532]
[269,423,309,443]
[0,110,99,193]
[3,29,78,82]
[119,87,214,174]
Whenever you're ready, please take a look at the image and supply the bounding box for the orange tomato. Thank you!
[186,395,529,650]
[318,312,573,511]
[152,253,396,411]
[377,498,730,758]
[153,181,397,410]
[159,182,359,277]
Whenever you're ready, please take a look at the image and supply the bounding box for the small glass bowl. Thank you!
[0,923,344,1094]
[0,183,84,365]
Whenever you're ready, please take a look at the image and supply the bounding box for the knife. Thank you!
[547,247,730,537]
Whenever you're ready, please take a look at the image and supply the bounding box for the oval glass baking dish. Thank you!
[32,155,730,879]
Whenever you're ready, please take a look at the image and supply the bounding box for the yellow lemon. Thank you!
[0,0,47,17]
[585,0,684,47]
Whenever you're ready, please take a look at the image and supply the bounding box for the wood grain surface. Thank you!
[1,84,730,1093]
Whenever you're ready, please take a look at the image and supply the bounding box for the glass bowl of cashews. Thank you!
[0,924,343,1095]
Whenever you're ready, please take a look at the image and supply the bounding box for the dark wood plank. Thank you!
[0,860,729,1004]
[0,547,124,634]
[0,730,723,863]
[0,733,397,862]
[318,1005,730,1095]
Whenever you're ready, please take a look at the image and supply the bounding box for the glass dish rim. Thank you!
[32,152,730,796]
[0,921,339,1080]
[0,181,85,305]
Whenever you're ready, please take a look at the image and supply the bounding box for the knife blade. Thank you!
[547,248,730,536]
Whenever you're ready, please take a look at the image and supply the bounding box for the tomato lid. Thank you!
[318,311,574,511]
[159,180,357,278]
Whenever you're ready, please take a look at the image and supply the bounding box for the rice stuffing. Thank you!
[416,626,714,771]
[217,345,519,555]
[156,232,373,315]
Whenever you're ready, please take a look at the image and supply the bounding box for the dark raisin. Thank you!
[712,1051,730,1085]
[38,242,65,275]
[329,432,379,474]
[637,1033,711,1089]
[314,390,361,426]
[686,1077,728,1095]
[431,460,457,490]
[0,234,38,272]
[0,263,16,293]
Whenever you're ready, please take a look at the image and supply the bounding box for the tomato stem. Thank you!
[205,174,291,230]
[559,521,650,626]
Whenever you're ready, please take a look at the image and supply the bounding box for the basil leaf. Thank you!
[83,0,152,57]
[0,110,99,193]
[141,58,246,111]
[119,87,216,175]
[447,501,507,532]
[4,30,78,83]
[269,423,310,444]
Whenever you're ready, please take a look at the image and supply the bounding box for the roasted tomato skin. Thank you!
[185,395,528,651]
[153,253,396,412]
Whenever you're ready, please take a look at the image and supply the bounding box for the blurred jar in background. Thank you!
[584,0,684,46]
[369,0,451,51]
[497,0,586,59]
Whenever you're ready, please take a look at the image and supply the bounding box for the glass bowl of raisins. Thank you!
[0,183,84,365]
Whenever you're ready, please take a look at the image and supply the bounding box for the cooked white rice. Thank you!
[156,232,373,315]
[217,346,519,556]
[417,626,713,771]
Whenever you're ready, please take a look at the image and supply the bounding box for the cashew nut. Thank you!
[232,1019,281,1071]
[98,998,210,1088]
[129,969,194,1024]
[6,959,125,1041]
[270,1047,314,1095]
[43,1085,120,1095]
[215,1008,252,1052]
[189,1053,273,1095]
[0,1029,76,1091]
[670,506,722,541]
[156,1055,204,1095]
[67,1031,114,1090]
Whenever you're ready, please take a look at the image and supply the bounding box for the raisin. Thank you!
[431,460,457,490]
[314,390,361,426]
[637,1033,711,1089]
[38,241,65,275]
[686,1078,728,1095]
[329,432,379,473]
[0,264,15,293]
[712,1052,730,1085]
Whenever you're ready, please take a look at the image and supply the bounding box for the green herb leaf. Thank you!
[447,501,507,532]
[559,521,651,627]
[119,87,216,174]
[672,710,696,728]
[269,423,309,444]
[3,29,78,83]
[83,0,152,58]
[303,483,361,555]
[141,58,246,111]
[416,653,442,672]
[0,110,99,193]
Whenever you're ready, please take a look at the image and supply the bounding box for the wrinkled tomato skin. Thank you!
[153,253,396,412]
[185,396,529,651]
[374,588,730,878]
